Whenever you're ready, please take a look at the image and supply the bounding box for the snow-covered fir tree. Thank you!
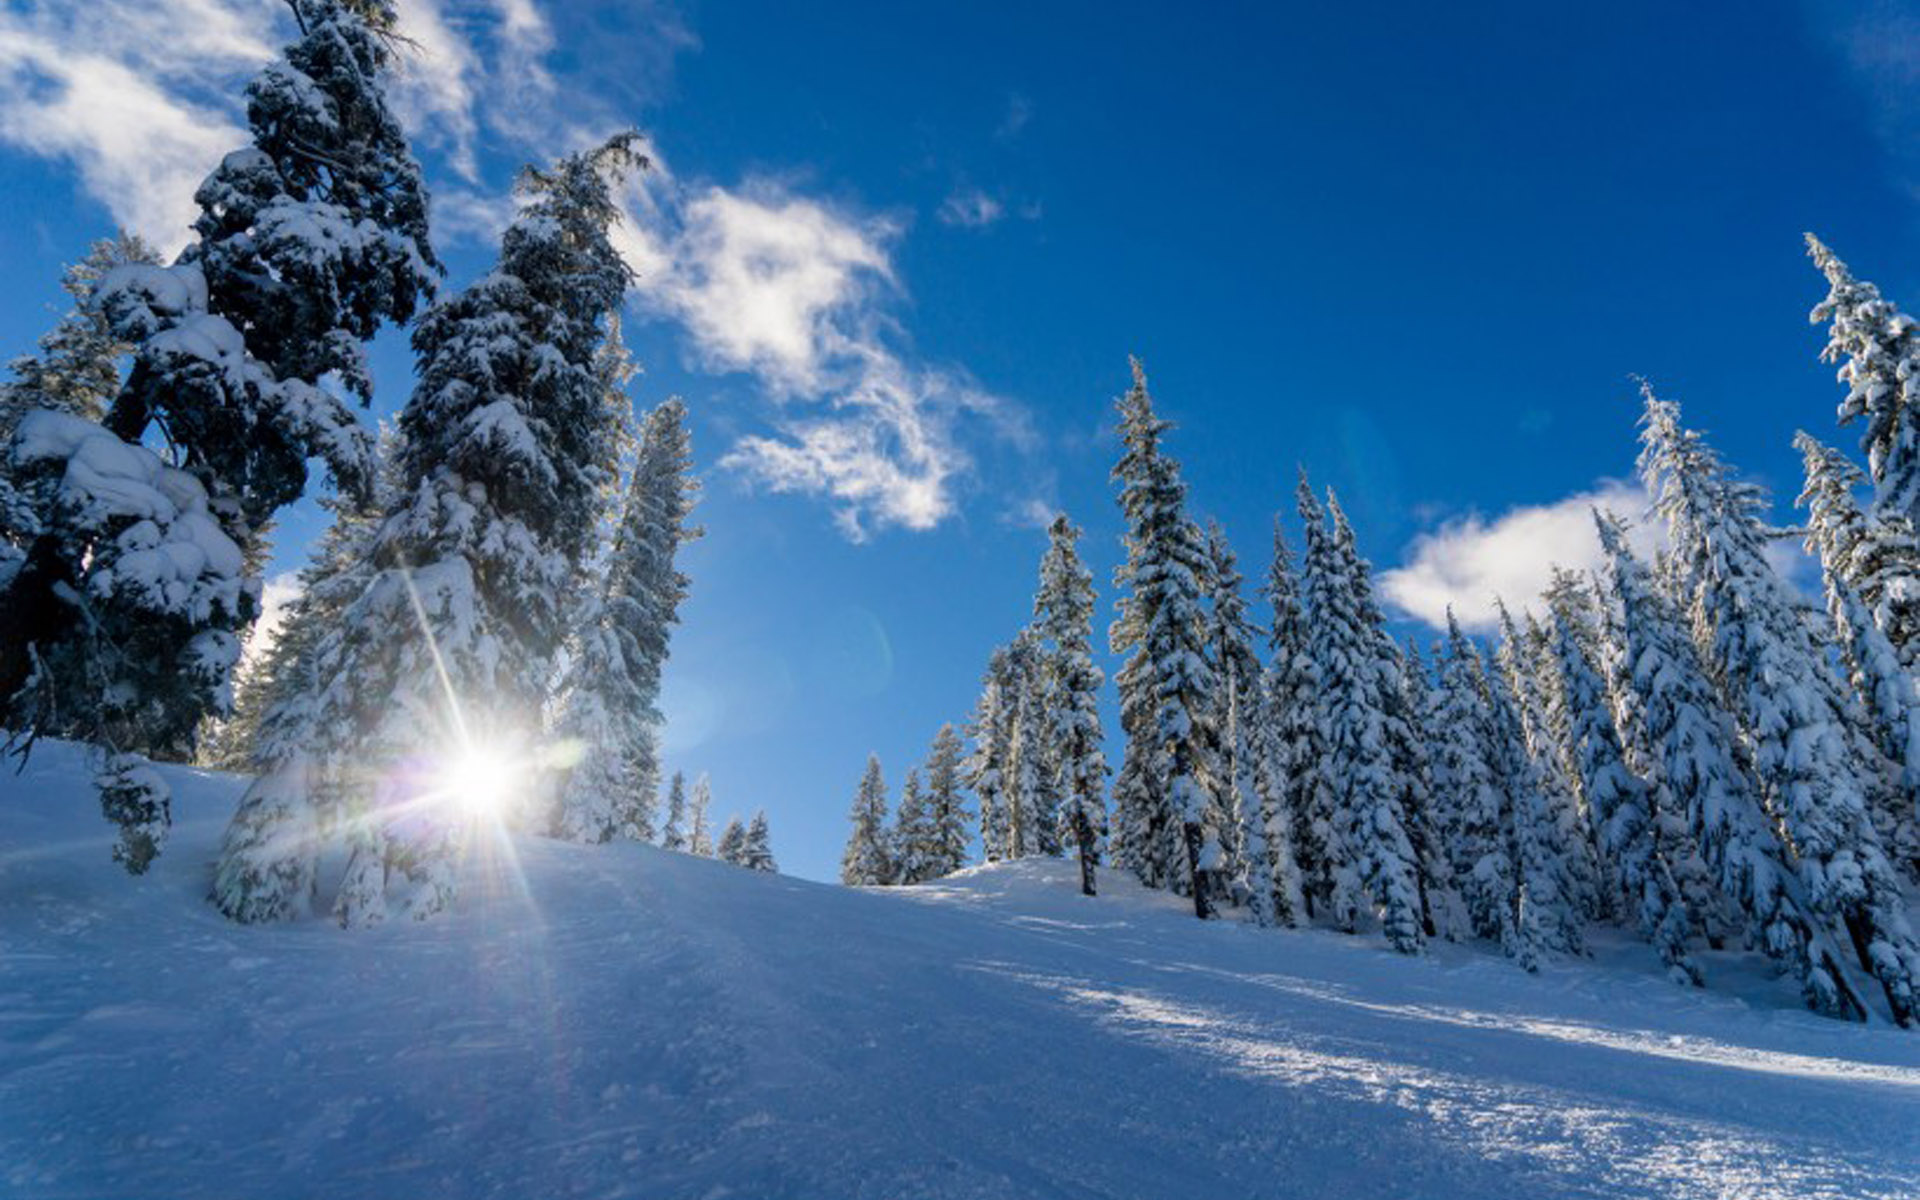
[1109,359,1218,918]
[743,811,777,873]
[1641,391,1920,1024]
[0,232,157,443]
[688,774,715,857]
[1432,612,1520,957]
[841,754,893,887]
[1304,487,1423,952]
[1292,477,1364,931]
[1201,521,1259,910]
[1258,519,1319,926]
[1542,567,1702,985]
[1005,632,1055,859]
[1807,234,1920,525]
[2,0,437,871]
[716,816,747,866]
[891,768,934,885]
[1796,431,1920,667]
[1491,603,1585,960]
[212,135,643,925]
[965,643,1017,863]
[1033,515,1108,896]
[661,771,691,852]
[922,723,972,880]
[1399,638,1464,940]
[552,397,699,843]
[1598,511,1888,1020]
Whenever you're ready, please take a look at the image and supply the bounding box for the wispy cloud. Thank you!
[996,92,1032,141]
[1380,480,1658,632]
[938,186,1005,229]
[620,179,1026,539]
[1810,0,1920,197]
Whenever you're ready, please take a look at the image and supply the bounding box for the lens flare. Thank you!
[437,746,518,821]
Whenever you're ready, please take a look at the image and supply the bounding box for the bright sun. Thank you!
[438,746,518,820]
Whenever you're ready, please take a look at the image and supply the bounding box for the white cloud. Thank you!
[0,3,265,252]
[625,179,1022,539]
[1380,480,1660,632]
[1813,0,1920,191]
[938,187,1004,229]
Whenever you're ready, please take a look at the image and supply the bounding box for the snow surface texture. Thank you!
[3,743,1918,1199]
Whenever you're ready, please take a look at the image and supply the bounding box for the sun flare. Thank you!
[437,746,519,821]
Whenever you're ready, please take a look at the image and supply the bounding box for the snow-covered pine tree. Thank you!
[1795,431,1920,667]
[892,768,932,884]
[1399,638,1465,940]
[1292,477,1363,931]
[841,754,893,887]
[661,770,691,852]
[1598,511,1882,1020]
[965,644,1017,863]
[1808,234,1920,526]
[1259,518,1319,925]
[0,232,157,443]
[1640,391,1920,1024]
[1492,602,1589,959]
[1033,515,1108,896]
[716,816,747,866]
[1109,359,1218,918]
[1432,612,1520,956]
[212,135,644,925]
[689,775,715,857]
[1542,568,1702,985]
[1005,631,1054,858]
[1796,433,1920,877]
[1202,521,1259,910]
[1309,489,1423,953]
[743,811,777,873]
[552,397,699,843]
[1481,628,1555,972]
[923,723,972,880]
[4,1,438,870]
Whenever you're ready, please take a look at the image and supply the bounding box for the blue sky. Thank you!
[2,0,1917,880]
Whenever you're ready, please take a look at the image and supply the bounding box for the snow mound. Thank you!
[3,741,1918,1199]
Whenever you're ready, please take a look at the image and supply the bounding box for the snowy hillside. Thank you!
[4,744,1919,1200]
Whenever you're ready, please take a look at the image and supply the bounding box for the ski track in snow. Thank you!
[2,743,1917,1199]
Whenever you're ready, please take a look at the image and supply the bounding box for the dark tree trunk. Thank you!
[1185,820,1212,920]
[1075,812,1097,897]
[0,533,79,720]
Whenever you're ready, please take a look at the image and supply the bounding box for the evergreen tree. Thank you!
[1306,488,1423,952]
[1400,638,1465,940]
[1432,613,1519,956]
[1642,391,1920,1023]
[841,754,893,887]
[965,644,1017,862]
[1293,478,1362,930]
[892,768,933,884]
[716,816,747,866]
[1493,603,1586,959]
[1599,511,1888,1021]
[1203,521,1260,908]
[1034,515,1108,896]
[552,398,699,843]
[743,811,777,873]
[0,232,157,443]
[3,0,438,871]
[1109,359,1218,918]
[923,723,972,880]
[1807,234,1920,524]
[662,770,691,852]
[1259,518,1319,925]
[1004,632,1052,858]
[213,136,643,925]
[1481,634,1552,971]
[688,775,715,857]
[1542,571,1702,985]
[1795,431,1920,666]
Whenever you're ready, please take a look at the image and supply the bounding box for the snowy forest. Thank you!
[3,0,1920,1041]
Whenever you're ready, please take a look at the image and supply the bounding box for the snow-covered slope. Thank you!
[3,744,1918,1200]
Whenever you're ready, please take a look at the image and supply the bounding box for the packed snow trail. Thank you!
[3,744,1918,1199]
